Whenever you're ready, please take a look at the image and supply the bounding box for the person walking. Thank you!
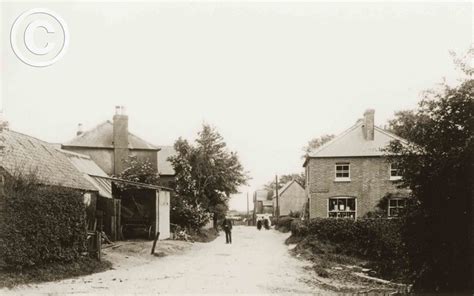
[222,217,233,244]
[263,218,270,230]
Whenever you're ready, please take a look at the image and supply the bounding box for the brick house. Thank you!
[303,109,410,219]
[272,180,306,217]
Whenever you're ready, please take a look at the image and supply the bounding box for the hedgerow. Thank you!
[290,218,408,279]
[1,174,88,269]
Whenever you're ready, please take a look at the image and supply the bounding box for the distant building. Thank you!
[303,109,411,219]
[272,180,306,217]
[253,189,273,224]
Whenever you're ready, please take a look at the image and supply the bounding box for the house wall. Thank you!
[278,183,307,216]
[306,156,401,218]
[63,147,158,176]
[63,147,115,175]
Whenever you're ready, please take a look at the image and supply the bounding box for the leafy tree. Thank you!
[169,124,249,230]
[386,66,473,292]
[302,134,335,158]
[118,156,160,185]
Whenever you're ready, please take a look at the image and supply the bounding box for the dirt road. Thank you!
[4,226,333,295]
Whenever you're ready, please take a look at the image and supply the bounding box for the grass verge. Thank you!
[287,235,409,294]
[189,228,219,243]
[0,257,112,289]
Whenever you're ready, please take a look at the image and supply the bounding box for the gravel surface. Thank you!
[3,226,333,295]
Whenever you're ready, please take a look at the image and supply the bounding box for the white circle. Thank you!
[10,8,69,67]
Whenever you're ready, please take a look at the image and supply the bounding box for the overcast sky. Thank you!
[1,1,472,211]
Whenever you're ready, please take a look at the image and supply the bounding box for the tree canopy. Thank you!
[302,134,335,158]
[169,124,249,229]
[386,65,473,292]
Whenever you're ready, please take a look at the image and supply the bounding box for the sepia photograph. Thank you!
[0,0,473,295]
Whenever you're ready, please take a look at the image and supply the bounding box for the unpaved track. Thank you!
[4,226,333,295]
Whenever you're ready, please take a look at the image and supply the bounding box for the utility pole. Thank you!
[275,174,280,222]
[246,192,250,224]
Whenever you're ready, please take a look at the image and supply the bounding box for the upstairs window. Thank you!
[328,197,356,218]
[390,163,402,180]
[335,163,350,181]
[388,198,406,217]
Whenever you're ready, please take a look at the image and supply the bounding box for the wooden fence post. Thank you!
[151,232,160,255]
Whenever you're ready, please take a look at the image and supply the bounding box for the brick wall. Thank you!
[306,156,403,218]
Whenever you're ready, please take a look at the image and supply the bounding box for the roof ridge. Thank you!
[309,121,363,157]
[56,148,92,159]
[7,129,52,145]
[374,126,409,144]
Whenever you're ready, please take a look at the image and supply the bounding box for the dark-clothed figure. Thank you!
[222,217,233,244]
[263,218,270,230]
[257,219,262,230]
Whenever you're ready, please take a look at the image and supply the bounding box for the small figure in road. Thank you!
[222,217,233,244]
[257,218,262,230]
[263,218,270,230]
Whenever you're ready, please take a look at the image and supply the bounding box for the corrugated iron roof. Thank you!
[0,130,97,191]
[63,121,159,150]
[307,121,408,159]
[157,145,176,176]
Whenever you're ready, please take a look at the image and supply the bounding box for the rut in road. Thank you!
[4,226,333,295]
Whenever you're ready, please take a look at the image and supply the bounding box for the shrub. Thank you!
[290,219,308,236]
[292,218,408,280]
[1,175,88,269]
[275,216,294,232]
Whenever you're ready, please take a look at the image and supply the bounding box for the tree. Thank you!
[302,134,335,158]
[386,66,473,292]
[169,124,249,230]
[118,156,160,186]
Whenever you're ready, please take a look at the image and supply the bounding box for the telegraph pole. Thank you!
[246,192,250,223]
[275,175,280,222]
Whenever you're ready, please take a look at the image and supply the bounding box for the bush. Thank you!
[1,175,88,269]
[292,218,408,280]
[275,216,294,232]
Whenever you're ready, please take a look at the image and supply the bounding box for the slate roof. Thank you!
[63,121,159,150]
[306,120,408,159]
[157,146,176,176]
[60,149,113,198]
[0,130,97,191]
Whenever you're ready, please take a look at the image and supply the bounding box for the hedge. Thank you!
[291,218,408,278]
[274,216,294,232]
[1,176,88,269]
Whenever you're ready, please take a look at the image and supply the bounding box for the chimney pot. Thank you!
[115,106,121,115]
[76,123,84,136]
[363,109,375,141]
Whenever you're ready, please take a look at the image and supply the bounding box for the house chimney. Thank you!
[76,123,84,136]
[113,106,129,175]
[363,109,375,141]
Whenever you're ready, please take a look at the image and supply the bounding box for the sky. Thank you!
[1,1,472,211]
